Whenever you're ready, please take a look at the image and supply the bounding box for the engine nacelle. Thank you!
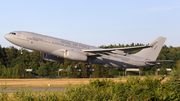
[43,53,64,62]
[64,50,87,61]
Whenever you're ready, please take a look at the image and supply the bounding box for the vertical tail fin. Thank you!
[134,36,166,61]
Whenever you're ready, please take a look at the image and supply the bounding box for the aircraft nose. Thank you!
[4,34,9,39]
[4,34,11,40]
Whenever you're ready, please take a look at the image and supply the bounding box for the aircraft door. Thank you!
[47,38,52,45]
[21,33,27,40]
[130,56,135,63]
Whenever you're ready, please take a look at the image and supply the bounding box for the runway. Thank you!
[0,87,65,93]
[0,78,123,93]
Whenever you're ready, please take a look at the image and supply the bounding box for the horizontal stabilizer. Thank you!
[146,60,175,63]
[145,60,175,65]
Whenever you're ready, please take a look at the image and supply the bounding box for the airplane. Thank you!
[4,31,174,72]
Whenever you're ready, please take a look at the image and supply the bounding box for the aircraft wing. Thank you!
[82,45,152,56]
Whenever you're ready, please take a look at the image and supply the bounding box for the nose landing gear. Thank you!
[20,47,23,54]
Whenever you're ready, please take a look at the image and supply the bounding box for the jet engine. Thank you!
[43,53,64,62]
[64,50,87,61]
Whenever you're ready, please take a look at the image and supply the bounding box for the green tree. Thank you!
[10,57,23,68]
[169,60,180,81]
[0,45,4,65]
[159,66,167,75]
[110,68,119,77]
[12,67,20,78]
[92,64,100,78]
[80,63,87,78]
[4,46,18,67]
[46,61,53,76]
[30,51,40,62]
[15,62,26,78]
[18,49,30,65]
[66,65,72,78]
[52,62,60,71]
[28,62,39,71]
[36,62,47,77]
[1,65,6,78]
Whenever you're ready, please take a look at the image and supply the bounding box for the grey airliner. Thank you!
[4,31,173,71]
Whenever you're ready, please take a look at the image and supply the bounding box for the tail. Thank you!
[134,36,166,61]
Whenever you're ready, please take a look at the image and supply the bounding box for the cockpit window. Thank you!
[9,32,16,35]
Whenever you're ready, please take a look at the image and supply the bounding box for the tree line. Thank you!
[0,43,179,78]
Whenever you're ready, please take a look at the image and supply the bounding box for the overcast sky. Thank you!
[1,0,180,48]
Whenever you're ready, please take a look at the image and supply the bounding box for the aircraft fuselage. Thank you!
[4,31,157,68]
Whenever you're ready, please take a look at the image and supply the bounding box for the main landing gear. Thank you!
[72,64,78,69]
[71,63,95,72]
[71,64,82,72]
[85,64,95,72]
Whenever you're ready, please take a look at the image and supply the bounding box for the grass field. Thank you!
[0,77,169,87]
[0,76,177,100]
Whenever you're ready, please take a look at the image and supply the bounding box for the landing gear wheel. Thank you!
[85,64,91,68]
[76,68,82,72]
[89,68,95,72]
[72,65,78,69]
